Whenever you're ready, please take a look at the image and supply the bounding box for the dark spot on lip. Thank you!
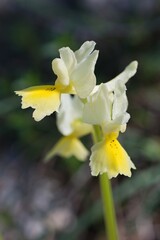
[46,87,56,91]
[109,140,118,150]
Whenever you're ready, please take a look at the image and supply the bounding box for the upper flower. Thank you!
[53,41,99,98]
[15,41,99,121]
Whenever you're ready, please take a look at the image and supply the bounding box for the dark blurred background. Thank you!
[0,0,160,239]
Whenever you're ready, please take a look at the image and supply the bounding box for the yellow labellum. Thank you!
[15,85,61,121]
[45,136,89,162]
[90,132,136,178]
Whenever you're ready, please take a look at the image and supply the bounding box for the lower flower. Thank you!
[45,136,89,162]
[90,132,136,178]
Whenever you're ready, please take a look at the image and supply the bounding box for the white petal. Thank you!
[106,61,138,92]
[102,113,130,133]
[57,94,83,135]
[112,91,128,120]
[73,73,96,99]
[83,84,112,125]
[120,124,127,133]
[71,50,99,98]
[59,47,76,73]
[57,94,73,135]
[75,41,96,63]
[52,58,69,86]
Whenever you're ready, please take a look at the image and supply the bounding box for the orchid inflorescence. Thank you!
[15,41,138,179]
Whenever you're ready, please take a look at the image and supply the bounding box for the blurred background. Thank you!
[0,0,160,239]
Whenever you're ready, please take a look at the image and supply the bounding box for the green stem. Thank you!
[93,125,119,240]
[99,173,118,239]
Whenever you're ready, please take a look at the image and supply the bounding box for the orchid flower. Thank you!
[83,61,138,178]
[15,41,99,121]
[45,94,92,162]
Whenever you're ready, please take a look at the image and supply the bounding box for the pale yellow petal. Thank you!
[15,85,61,121]
[83,84,112,125]
[57,94,83,136]
[102,113,130,134]
[90,140,108,176]
[90,135,135,178]
[45,136,89,162]
[52,58,70,87]
[71,120,93,138]
[112,91,128,119]
[59,47,76,73]
[74,41,96,63]
[71,50,99,98]
[106,61,138,92]
[56,94,92,137]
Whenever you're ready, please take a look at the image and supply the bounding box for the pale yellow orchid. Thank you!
[83,61,138,178]
[15,41,99,121]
